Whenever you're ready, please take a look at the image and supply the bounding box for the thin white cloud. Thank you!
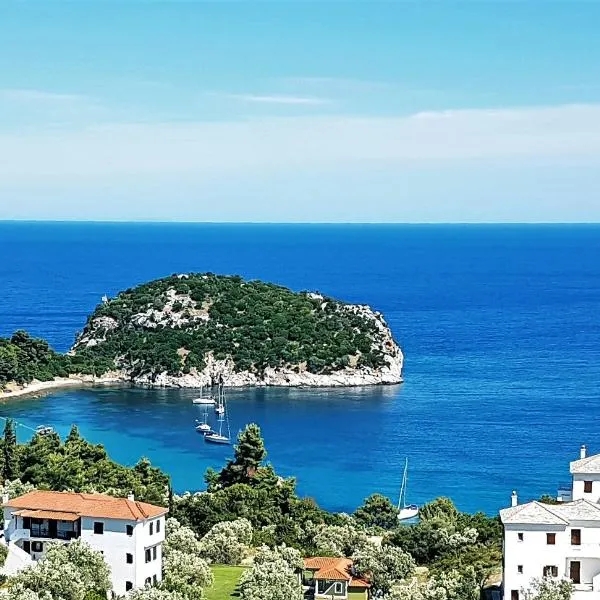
[0,103,599,181]
[0,89,88,104]
[217,93,332,106]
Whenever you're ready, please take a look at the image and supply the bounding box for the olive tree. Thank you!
[314,522,371,557]
[522,577,573,600]
[353,544,415,595]
[162,549,213,599]
[239,557,302,600]
[128,588,186,600]
[199,518,253,564]
[164,518,202,556]
[8,540,110,600]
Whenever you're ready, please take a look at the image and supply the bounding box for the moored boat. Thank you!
[398,458,419,521]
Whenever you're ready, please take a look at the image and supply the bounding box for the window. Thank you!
[156,519,161,533]
[546,533,556,545]
[145,549,151,563]
[149,522,154,535]
[126,525,133,536]
[543,566,559,578]
[571,529,581,546]
[511,591,519,600]
[152,546,157,560]
[585,481,593,493]
[517,533,524,541]
[126,553,133,564]
[32,541,43,553]
[517,565,523,574]
[334,582,343,594]
[93,522,104,535]
[125,582,133,592]
[145,577,151,586]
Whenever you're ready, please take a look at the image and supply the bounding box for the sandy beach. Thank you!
[0,375,125,401]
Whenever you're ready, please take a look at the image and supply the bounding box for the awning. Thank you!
[13,509,80,521]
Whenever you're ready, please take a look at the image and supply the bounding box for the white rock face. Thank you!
[73,287,403,388]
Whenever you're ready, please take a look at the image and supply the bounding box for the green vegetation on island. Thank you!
[1,274,401,389]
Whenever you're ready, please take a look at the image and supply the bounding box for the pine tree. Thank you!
[2,419,19,481]
[218,423,267,487]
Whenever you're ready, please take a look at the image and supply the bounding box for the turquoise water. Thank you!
[1,222,600,514]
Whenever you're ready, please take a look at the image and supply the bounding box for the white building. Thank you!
[2,490,167,596]
[501,445,600,600]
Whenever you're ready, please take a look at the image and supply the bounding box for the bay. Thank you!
[1,222,599,514]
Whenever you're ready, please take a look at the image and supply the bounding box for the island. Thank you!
[0,273,403,397]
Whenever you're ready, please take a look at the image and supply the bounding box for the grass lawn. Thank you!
[205,565,247,600]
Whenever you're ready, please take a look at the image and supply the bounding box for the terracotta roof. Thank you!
[303,557,370,588]
[5,491,167,522]
[13,509,80,522]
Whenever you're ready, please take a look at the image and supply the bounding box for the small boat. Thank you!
[204,432,230,445]
[192,385,216,405]
[192,397,215,405]
[195,422,213,435]
[215,404,225,415]
[398,458,419,521]
[35,425,54,436]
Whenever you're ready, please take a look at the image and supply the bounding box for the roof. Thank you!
[13,509,80,522]
[571,453,600,474]
[304,557,370,589]
[500,499,600,525]
[4,491,167,522]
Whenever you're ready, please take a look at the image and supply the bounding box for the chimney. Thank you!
[2,493,9,505]
[581,445,587,460]
[127,492,135,502]
[511,491,518,507]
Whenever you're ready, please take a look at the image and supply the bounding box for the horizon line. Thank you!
[2,219,600,226]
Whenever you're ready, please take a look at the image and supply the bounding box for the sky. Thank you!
[1,1,600,223]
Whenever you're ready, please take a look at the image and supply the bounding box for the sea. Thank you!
[1,222,599,515]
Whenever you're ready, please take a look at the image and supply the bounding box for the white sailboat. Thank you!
[205,385,231,445]
[195,405,213,435]
[398,458,419,521]
[192,385,216,405]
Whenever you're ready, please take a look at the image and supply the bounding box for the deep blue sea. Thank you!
[1,222,599,515]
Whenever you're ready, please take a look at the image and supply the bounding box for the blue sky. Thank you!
[1,1,600,222]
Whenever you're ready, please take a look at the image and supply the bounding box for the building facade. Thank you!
[2,490,167,596]
[501,446,600,600]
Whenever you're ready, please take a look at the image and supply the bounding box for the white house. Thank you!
[500,445,600,600]
[2,490,167,596]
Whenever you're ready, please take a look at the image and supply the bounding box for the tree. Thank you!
[164,518,202,557]
[215,424,267,488]
[162,550,213,599]
[2,418,19,480]
[419,498,459,524]
[128,590,185,600]
[353,544,415,595]
[385,568,479,600]
[8,540,110,600]
[239,556,302,600]
[522,577,573,600]
[253,544,304,571]
[354,493,399,529]
[199,518,253,565]
[314,522,371,557]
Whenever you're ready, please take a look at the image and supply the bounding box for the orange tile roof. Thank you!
[304,557,370,588]
[13,509,80,522]
[5,491,167,522]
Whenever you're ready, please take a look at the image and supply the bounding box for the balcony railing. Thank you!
[29,527,78,540]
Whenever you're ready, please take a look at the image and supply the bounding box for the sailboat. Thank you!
[205,385,231,445]
[398,458,419,521]
[195,405,213,435]
[192,385,216,405]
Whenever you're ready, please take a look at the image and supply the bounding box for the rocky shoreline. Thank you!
[0,350,403,401]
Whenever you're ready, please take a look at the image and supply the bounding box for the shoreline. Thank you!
[0,376,125,401]
[0,373,403,402]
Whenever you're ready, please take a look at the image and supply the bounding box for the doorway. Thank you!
[570,561,581,584]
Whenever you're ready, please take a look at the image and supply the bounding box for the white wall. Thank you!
[573,475,600,503]
[504,522,600,599]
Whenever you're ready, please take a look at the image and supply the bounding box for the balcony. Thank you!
[28,526,78,540]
